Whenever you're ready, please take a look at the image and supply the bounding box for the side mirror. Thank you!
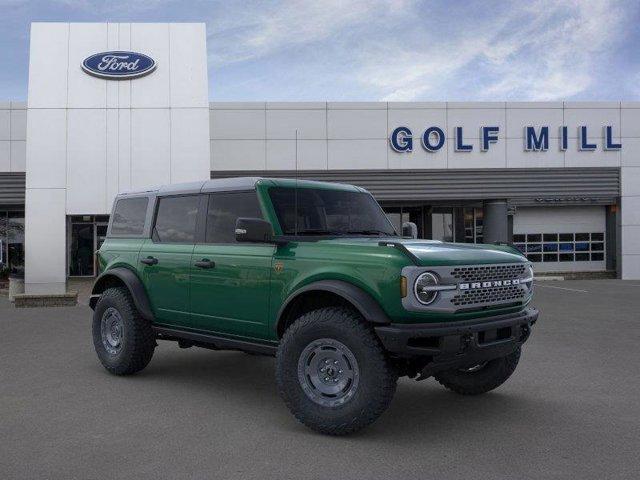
[235,218,274,243]
[402,221,418,239]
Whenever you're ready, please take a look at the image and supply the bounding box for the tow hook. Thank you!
[520,325,531,342]
[461,333,473,352]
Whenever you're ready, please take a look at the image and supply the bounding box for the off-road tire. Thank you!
[434,347,521,395]
[276,307,397,436]
[92,287,156,375]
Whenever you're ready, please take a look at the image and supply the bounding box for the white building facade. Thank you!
[0,22,639,295]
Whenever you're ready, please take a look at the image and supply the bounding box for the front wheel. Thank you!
[276,307,397,436]
[434,347,521,395]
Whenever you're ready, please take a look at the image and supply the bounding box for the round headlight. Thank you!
[414,272,439,305]
[526,264,534,292]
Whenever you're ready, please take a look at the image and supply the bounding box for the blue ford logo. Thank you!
[82,51,156,80]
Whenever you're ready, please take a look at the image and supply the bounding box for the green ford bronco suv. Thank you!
[90,177,538,435]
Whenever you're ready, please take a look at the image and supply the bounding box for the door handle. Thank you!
[194,259,215,269]
[140,256,158,266]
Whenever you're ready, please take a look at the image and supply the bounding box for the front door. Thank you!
[139,194,201,328]
[190,191,274,338]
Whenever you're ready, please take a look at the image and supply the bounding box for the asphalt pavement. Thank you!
[1,280,639,479]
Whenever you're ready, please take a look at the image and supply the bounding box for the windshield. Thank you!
[268,187,397,236]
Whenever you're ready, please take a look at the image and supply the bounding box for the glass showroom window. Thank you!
[513,232,605,263]
[0,211,25,278]
[0,212,5,279]
[383,205,424,238]
[463,208,484,243]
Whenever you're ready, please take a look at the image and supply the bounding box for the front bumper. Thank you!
[375,307,538,375]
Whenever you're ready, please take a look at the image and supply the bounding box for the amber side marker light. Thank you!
[400,276,408,298]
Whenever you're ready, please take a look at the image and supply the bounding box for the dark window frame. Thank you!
[202,190,265,245]
[109,196,149,238]
[151,193,203,245]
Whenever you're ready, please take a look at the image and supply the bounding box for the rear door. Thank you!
[190,191,274,338]
[139,194,202,328]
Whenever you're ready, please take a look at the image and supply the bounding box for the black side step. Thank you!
[153,326,278,356]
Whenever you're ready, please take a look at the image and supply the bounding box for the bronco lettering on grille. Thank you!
[459,279,521,290]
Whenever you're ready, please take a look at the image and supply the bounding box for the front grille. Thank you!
[401,263,533,314]
[451,264,527,282]
[451,285,525,307]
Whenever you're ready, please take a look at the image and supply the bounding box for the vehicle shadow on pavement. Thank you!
[129,344,557,441]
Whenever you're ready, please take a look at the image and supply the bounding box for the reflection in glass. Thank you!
[432,212,454,242]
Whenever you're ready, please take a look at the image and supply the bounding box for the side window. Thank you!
[153,195,200,243]
[111,197,148,236]
[205,192,263,243]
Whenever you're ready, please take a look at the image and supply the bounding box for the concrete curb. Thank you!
[13,291,78,308]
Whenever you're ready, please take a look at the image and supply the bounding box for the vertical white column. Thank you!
[25,190,66,294]
[106,23,120,207]
[25,23,69,294]
[621,104,640,279]
[169,23,210,183]
[620,170,640,279]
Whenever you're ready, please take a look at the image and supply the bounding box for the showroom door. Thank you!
[69,222,95,277]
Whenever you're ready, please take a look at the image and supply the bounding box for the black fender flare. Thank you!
[276,280,391,334]
[90,267,154,321]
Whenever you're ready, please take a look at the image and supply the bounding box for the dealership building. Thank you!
[1,22,640,295]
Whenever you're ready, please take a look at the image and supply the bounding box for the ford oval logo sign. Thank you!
[82,51,156,80]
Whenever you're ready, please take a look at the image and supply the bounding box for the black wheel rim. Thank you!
[297,338,360,407]
[101,307,124,355]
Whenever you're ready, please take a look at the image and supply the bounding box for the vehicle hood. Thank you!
[320,237,527,266]
[399,239,526,266]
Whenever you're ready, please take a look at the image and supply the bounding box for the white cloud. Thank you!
[358,0,627,101]
[209,0,630,101]
[480,0,625,100]
[208,0,412,66]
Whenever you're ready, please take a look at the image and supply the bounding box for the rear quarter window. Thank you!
[110,197,149,236]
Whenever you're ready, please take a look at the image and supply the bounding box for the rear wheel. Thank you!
[434,347,521,395]
[276,307,397,436]
[92,287,156,375]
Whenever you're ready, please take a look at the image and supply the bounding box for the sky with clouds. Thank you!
[0,0,639,102]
